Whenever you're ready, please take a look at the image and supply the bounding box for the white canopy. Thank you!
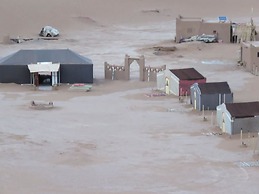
[27,62,60,73]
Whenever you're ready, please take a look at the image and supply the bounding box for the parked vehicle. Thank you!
[39,26,59,37]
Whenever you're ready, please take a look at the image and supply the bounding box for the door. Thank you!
[194,91,197,110]
[33,73,39,86]
[222,112,226,133]
[165,77,170,95]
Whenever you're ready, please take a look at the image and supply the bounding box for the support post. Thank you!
[202,105,205,120]
[240,129,243,146]
[253,132,259,154]
[211,112,214,126]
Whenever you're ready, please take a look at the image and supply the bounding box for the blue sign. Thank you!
[218,16,227,22]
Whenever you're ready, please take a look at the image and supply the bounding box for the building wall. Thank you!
[190,83,200,108]
[105,61,165,82]
[200,93,233,111]
[223,111,233,135]
[176,17,232,43]
[199,22,231,43]
[143,70,156,82]
[0,64,93,84]
[0,65,30,84]
[60,64,93,83]
[250,45,259,75]
[143,65,166,82]
[199,94,218,111]
[232,117,259,134]
[216,104,233,134]
[241,43,252,71]
[216,105,224,129]
[241,43,259,75]
[157,70,179,95]
[157,71,166,90]
[176,17,202,43]
[171,73,180,96]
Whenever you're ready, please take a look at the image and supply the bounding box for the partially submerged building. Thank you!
[175,15,233,43]
[0,49,93,86]
[190,82,233,111]
[157,67,206,96]
[217,101,259,135]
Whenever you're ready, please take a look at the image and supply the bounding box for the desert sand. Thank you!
[1,0,259,194]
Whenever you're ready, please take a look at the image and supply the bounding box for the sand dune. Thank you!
[1,0,259,38]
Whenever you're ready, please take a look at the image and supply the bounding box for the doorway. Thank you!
[165,77,170,95]
[222,112,226,133]
[39,74,52,86]
[194,91,197,110]
[129,60,140,80]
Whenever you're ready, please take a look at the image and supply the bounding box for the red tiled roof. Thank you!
[170,68,205,80]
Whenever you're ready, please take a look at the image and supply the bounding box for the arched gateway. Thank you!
[104,55,166,81]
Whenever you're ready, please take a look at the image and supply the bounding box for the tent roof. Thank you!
[170,68,205,80]
[198,82,231,94]
[225,101,259,118]
[0,49,93,65]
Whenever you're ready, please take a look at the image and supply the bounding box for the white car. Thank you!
[196,34,217,43]
[39,26,59,37]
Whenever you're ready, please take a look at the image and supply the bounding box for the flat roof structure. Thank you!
[198,82,231,94]
[170,68,205,80]
[225,101,259,118]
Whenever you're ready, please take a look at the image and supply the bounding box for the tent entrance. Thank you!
[28,62,60,87]
[39,73,52,86]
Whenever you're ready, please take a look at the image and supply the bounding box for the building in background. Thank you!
[175,15,233,43]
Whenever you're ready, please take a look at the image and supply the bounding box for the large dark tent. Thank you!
[0,49,93,85]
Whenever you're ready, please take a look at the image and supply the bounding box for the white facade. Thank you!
[156,70,180,95]
[217,103,259,135]
[216,103,233,134]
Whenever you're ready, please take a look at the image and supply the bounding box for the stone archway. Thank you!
[104,55,166,81]
[124,54,145,81]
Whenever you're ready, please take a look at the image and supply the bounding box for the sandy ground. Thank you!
[1,1,259,194]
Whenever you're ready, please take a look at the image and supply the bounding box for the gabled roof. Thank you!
[198,82,231,94]
[0,49,92,65]
[170,68,205,80]
[225,101,259,118]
